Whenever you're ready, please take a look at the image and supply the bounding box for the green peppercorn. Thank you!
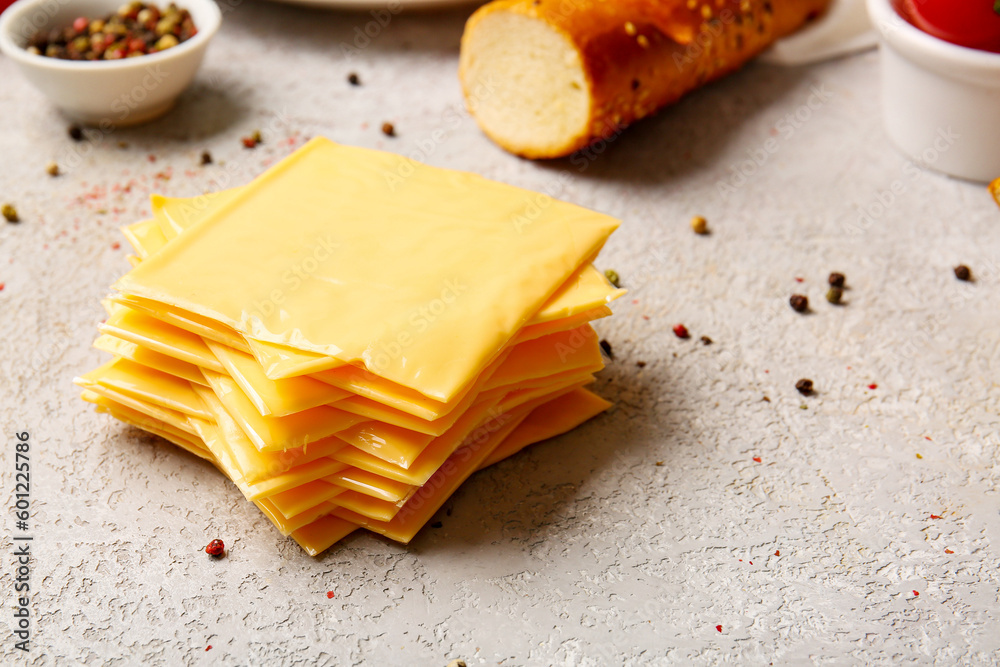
[826,287,843,304]
[604,269,621,288]
[2,204,20,223]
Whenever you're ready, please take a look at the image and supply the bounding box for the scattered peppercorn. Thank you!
[690,215,709,235]
[795,378,814,395]
[204,538,225,557]
[700,335,712,345]
[27,2,197,61]
[381,122,396,137]
[604,269,621,287]
[46,162,60,176]
[826,287,843,305]
[430,521,443,528]
[762,396,770,402]
[2,204,20,223]
[241,135,258,149]
[789,294,808,313]
[199,150,212,165]
[68,125,84,141]
[599,339,613,359]
[347,72,360,85]
[655,461,663,466]
[446,661,467,667]
[672,323,690,339]
[636,361,646,368]
[828,272,845,288]
[954,264,971,281]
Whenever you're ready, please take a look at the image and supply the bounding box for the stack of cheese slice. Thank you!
[76,138,623,556]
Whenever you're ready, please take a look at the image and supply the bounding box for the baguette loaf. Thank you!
[459,0,831,159]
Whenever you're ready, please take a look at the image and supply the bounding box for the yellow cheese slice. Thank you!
[115,138,619,401]
[246,338,347,380]
[290,514,358,556]
[150,188,244,241]
[83,358,212,421]
[334,421,433,469]
[255,497,346,537]
[326,467,413,504]
[511,305,611,345]
[479,388,611,468]
[93,334,208,387]
[201,370,363,451]
[143,188,621,332]
[330,403,533,543]
[101,306,225,373]
[265,478,346,518]
[191,386,348,484]
[205,340,351,418]
[121,219,165,260]
[128,187,622,391]
[485,325,602,391]
[82,390,208,457]
[292,386,612,554]
[76,376,197,436]
[531,265,624,324]
[108,294,252,354]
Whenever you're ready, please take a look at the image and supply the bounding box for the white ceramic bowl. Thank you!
[0,0,220,126]
[867,0,1000,182]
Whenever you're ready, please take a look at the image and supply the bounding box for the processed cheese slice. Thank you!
[73,384,198,436]
[205,340,351,417]
[485,325,602,391]
[330,403,533,543]
[201,370,363,451]
[192,387,348,484]
[108,294,252,354]
[93,334,208,387]
[82,390,208,458]
[121,219,166,260]
[101,306,224,373]
[255,497,346,537]
[292,386,612,553]
[83,358,212,421]
[115,138,620,400]
[290,515,358,556]
[246,338,348,380]
[144,187,622,332]
[479,388,611,468]
[150,188,244,241]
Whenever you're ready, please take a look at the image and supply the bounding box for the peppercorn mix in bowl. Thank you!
[0,0,220,125]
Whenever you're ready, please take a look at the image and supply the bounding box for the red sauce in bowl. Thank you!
[894,0,1000,53]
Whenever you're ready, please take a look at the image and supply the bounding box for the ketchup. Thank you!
[894,0,1000,53]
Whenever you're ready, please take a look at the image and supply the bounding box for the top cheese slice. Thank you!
[115,138,620,401]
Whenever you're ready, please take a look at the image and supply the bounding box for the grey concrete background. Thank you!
[1,1,999,664]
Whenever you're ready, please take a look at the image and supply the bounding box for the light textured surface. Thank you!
[1,3,999,665]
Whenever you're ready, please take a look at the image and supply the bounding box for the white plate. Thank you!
[266,0,480,9]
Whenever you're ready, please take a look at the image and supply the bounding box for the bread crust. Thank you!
[460,0,831,159]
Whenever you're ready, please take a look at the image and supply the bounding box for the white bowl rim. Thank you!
[0,0,221,70]
[866,0,1000,72]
